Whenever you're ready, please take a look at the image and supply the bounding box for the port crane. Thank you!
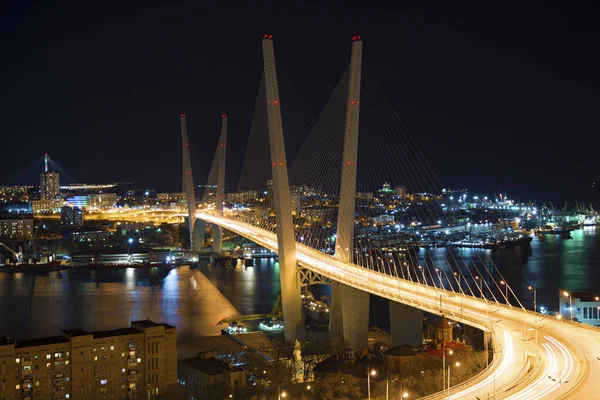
[0,240,22,263]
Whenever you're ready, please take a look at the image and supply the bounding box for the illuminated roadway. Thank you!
[198,212,600,399]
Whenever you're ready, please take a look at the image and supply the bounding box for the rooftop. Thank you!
[384,345,416,357]
[62,329,91,337]
[93,327,142,339]
[181,357,243,376]
[132,320,175,329]
[15,336,69,349]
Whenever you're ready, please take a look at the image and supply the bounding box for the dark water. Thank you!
[1,228,599,340]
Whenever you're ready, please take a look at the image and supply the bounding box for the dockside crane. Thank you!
[0,240,22,264]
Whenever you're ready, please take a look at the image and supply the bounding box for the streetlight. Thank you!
[528,286,537,312]
[386,376,399,400]
[403,392,409,398]
[442,348,453,392]
[475,276,483,297]
[448,361,460,399]
[367,368,377,400]
[563,291,573,321]
[500,280,508,303]
[453,272,461,293]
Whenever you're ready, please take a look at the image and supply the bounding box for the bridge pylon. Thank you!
[330,36,370,352]
[212,114,228,254]
[262,35,305,342]
[180,114,204,252]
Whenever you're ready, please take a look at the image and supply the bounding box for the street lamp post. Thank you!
[475,276,482,298]
[453,272,461,293]
[367,367,376,400]
[528,286,537,313]
[442,348,453,393]
[447,361,460,399]
[500,280,508,303]
[563,291,573,321]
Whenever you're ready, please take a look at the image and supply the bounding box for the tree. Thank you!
[313,373,362,400]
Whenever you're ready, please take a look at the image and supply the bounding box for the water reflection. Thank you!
[1,231,600,340]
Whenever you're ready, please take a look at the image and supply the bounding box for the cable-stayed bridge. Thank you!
[183,35,600,399]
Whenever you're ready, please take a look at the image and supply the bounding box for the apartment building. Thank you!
[0,320,176,400]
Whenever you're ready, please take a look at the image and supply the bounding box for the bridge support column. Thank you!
[180,114,199,253]
[464,325,485,350]
[389,301,423,347]
[212,114,228,254]
[193,220,205,251]
[262,35,304,342]
[330,282,369,353]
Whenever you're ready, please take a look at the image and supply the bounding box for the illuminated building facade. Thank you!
[0,320,176,400]
[88,193,117,210]
[30,200,63,214]
[60,206,83,227]
[0,216,33,239]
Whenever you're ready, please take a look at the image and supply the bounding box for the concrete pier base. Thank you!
[389,301,423,347]
[465,324,485,350]
[192,219,206,252]
[330,281,370,353]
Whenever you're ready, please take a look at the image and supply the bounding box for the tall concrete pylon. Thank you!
[330,36,370,353]
[180,114,204,251]
[212,114,228,254]
[262,34,304,342]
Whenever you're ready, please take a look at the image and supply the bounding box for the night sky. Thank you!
[1,1,598,204]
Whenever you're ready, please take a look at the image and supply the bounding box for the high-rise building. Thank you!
[61,206,83,226]
[40,154,60,200]
[0,320,177,400]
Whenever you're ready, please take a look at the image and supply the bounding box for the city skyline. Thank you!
[2,2,599,201]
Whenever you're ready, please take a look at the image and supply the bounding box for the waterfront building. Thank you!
[61,206,83,227]
[0,320,176,400]
[0,202,32,214]
[156,193,186,203]
[356,192,374,201]
[226,191,258,204]
[0,215,33,240]
[560,292,600,326]
[30,199,63,214]
[88,193,117,210]
[66,195,89,209]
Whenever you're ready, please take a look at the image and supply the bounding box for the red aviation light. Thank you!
[272,162,276,166]
[273,100,278,104]
[263,34,273,40]
[221,113,227,117]
[180,113,186,117]
[352,35,362,41]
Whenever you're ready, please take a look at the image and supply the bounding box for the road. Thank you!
[198,212,600,399]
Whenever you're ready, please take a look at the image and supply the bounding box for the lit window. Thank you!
[46,363,51,368]
[23,366,31,371]
[66,395,70,399]
[121,353,125,357]
[46,354,51,360]
[93,357,98,361]
[122,369,125,373]
[15,358,20,364]
[65,360,69,365]
[35,381,39,386]
[15,384,20,390]
[101,379,107,385]
[110,346,114,351]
